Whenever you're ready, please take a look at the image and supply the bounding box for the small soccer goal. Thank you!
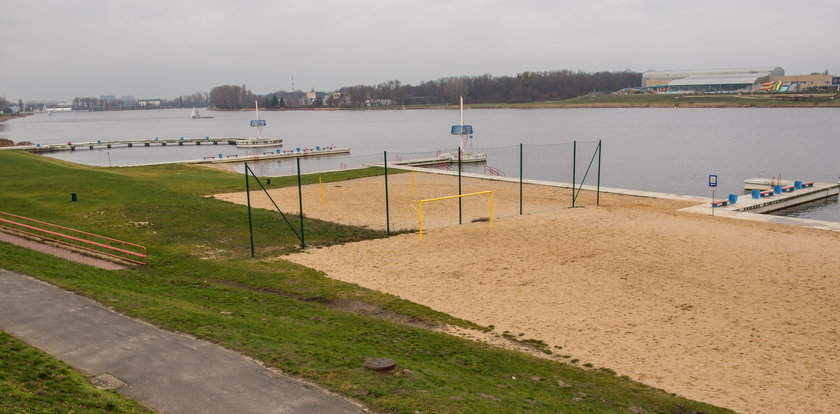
[416,191,493,240]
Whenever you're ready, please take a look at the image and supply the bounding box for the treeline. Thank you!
[209,69,642,109]
[65,92,209,111]
[405,70,642,104]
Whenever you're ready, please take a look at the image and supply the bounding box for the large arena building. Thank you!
[641,67,785,93]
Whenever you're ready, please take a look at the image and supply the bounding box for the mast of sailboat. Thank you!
[459,96,467,152]
[255,100,262,140]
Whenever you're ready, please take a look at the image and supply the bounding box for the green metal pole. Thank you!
[458,149,462,224]
[596,140,602,205]
[384,151,390,235]
[519,143,525,216]
[572,140,577,208]
[297,157,305,249]
[245,162,254,258]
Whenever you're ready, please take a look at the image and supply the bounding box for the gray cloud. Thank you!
[2,0,838,101]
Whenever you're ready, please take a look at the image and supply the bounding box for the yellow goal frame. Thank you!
[417,191,493,240]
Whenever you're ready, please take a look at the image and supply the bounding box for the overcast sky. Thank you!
[2,0,839,101]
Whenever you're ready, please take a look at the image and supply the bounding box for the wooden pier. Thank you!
[7,137,267,153]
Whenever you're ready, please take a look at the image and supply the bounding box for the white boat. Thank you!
[190,107,214,119]
[236,101,283,148]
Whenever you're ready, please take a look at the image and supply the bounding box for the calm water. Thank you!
[5,107,839,221]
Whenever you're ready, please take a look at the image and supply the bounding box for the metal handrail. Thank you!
[0,211,147,265]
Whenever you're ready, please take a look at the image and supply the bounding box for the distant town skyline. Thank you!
[2,0,839,101]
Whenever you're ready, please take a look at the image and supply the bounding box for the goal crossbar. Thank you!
[418,190,493,240]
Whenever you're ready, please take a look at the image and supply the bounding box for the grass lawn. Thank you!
[0,330,153,413]
[397,92,840,109]
[0,151,735,413]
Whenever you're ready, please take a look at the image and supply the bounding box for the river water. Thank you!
[4,107,839,221]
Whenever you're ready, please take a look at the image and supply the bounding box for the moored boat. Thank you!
[236,101,282,148]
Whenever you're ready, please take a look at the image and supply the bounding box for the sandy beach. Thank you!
[215,172,840,414]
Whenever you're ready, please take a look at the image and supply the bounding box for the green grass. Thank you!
[0,330,153,413]
[0,151,736,413]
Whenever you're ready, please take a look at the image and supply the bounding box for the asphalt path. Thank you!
[0,268,366,414]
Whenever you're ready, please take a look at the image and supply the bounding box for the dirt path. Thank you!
[216,173,840,414]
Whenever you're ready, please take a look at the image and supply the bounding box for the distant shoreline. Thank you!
[0,113,33,122]
[210,94,840,111]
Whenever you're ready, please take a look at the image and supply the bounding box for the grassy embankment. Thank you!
[0,331,152,413]
[0,151,735,413]
[397,92,840,109]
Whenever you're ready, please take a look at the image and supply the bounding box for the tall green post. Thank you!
[597,140,602,205]
[245,162,254,258]
[384,151,390,235]
[458,149,462,224]
[519,143,525,216]
[296,157,305,249]
[572,140,577,208]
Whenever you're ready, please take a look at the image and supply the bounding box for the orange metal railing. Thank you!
[0,211,147,265]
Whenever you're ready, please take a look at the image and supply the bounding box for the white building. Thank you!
[642,67,785,93]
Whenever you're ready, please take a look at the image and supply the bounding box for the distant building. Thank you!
[137,99,162,108]
[303,89,327,105]
[641,67,785,93]
[100,95,116,102]
[771,74,833,90]
[121,95,137,109]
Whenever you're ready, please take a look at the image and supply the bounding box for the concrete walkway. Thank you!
[0,269,366,414]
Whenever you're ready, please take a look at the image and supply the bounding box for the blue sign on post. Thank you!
[250,120,266,127]
[708,174,718,188]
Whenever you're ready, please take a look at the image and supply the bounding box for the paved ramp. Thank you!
[0,269,366,414]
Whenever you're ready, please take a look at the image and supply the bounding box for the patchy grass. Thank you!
[0,330,153,413]
[393,92,840,109]
[0,151,735,413]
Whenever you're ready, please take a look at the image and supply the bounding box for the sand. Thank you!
[213,171,601,232]
[214,172,840,414]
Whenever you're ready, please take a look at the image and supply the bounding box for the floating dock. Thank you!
[186,147,349,164]
[395,151,487,167]
[7,137,270,153]
[735,178,839,214]
[679,178,839,222]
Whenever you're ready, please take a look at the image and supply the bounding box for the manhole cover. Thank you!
[363,358,396,371]
[89,373,126,390]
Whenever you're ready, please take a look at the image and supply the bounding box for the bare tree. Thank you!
[442,78,469,103]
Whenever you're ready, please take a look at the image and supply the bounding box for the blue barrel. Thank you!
[296,147,301,152]
[276,149,281,154]
[316,146,321,151]
[218,153,223,159]
[794,180,802,189]
[728,194,738,204]
[751,189,760,199]
[773,185,782,194]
